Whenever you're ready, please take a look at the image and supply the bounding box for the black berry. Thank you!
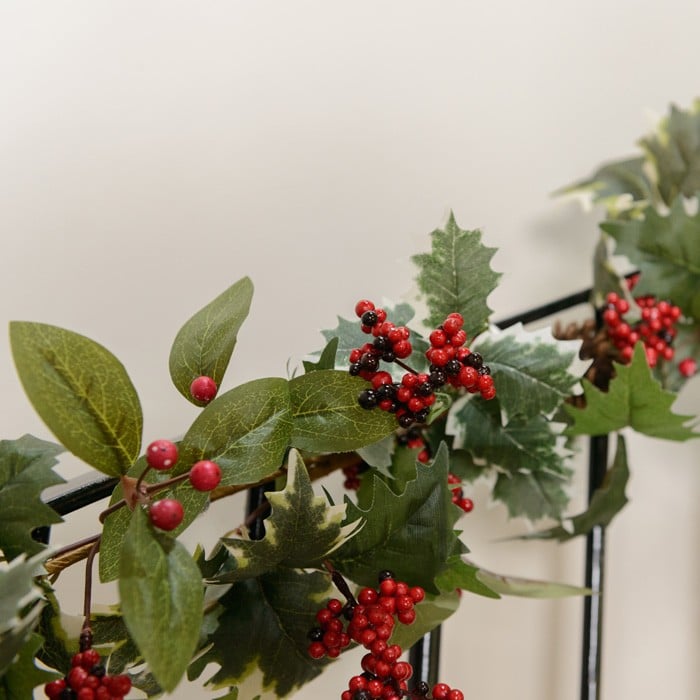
[358,390,378,409]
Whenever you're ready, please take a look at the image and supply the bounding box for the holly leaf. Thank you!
[119,507,203,692]
[474,564,590,598]
[525,434,629,542]
[449,398,571,519]
[387,590,460,651]
[9,322,143,477]
[302,337,338,373]
[411,212,501,338]
[213,450,361,583]
[0,553,47,678]
[355,435,395,474]
[0,435,64,560]
[179,377,292,485]
[565,343,698,440]
[601,197,700,319]
[330,443,461,593]
[169,277,254,404]
[474,324,581,420]
[556,155,653,216]
[319,302,430,376]
[289,370,396,452]
[639,100,700,206]
[0,633,58,699]
[189,569,333,698]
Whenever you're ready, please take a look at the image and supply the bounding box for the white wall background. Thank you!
[1,2,699,699]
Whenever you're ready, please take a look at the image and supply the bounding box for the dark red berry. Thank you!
[190,375,218,404]
[355,300,375,317]
[149,498,184,531]
[145,439,179,470]
[189,460,222,491]
[44,680,67,699]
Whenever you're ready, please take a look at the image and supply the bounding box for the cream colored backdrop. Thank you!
[1,2,699,699]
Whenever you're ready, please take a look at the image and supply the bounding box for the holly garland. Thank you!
[1,102,699,698]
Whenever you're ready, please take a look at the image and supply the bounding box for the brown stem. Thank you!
[323,560,357,606]
[394,359,418,375]
[81,536,101,640]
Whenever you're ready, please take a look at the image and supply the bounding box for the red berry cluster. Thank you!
[447,473,474,514]
[602,290,681,367]
[425,314,495,400]
[351,302,496,429]
[44,648,131,700]
[307,571,425,662]
[143,440,222,531]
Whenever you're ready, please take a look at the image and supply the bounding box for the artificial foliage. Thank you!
[1,100,699,700]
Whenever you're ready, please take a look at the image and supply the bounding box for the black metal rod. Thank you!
[408,625,442,688]
[580,434,609,700]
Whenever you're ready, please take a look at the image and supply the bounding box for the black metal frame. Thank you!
[39,284,605,699]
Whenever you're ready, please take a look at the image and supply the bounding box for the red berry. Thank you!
[68,666,89,690]
[429,329,447,347]
[409,586,425,603]
[457,497,474,513]
[432,683,451,700]
[448,690,465,700]
[679,357,697,377]
[145,439,179,470]
[189,460,222,491]
[443,314,464,334]
[106,675,132,696]
[355,300,375,317]
[397,609,416,625]
[80,648,100,669]
[450,329,467,347]
[308,641,325,658]
[77,688,95,700]
[44,680,66,699]
[190,375,218,403]
[149,498,184,531]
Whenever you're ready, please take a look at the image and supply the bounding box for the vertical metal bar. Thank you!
[580,434,609,700]
[409,625,441,689]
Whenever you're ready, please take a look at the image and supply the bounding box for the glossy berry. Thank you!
[44,680,67,698]
[679,357,697,378]
[149,498,184,531]
[190,375,218,404]
[189,460,222,491]
[145,439,179,471]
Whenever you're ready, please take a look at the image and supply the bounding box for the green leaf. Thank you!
[565,343,698,440]
[493,469,571,521]
[119,507,203,692]
[601,197,700,319]
[169,277,254,404]
[0,553,47,678]
[302,337,338,373]
[475,325,581,420]
[556,155,653,216]
[330,443,461,593]
[319,302,430,376]
[0,435,64,560]
[9,322,143,477]
[435,557,500,599]
[525,434,629,542]
[449,398,571,520]
[355,435,395,477]
[189,569,333,697]
[179,377,292,485]
[387,590,460,651]
[213,450,361,583]
[411,212,501,337]
[289,370,396,452]
[639,100,700,206]
[474,563,591,598]
[0,633,58,699]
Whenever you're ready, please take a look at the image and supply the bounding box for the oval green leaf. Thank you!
[169,277,254,404]
[119,507,203,692]
[289,370,396,452]
[9,322,142,477]
[178,377,292,485]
